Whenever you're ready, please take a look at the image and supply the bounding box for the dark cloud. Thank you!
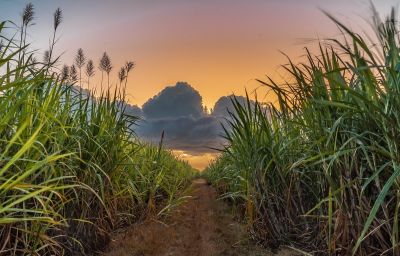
[142,82,203,119]
[211,94,249,118]
[130,83,254,154]
[137,115,223,153]
[123,103,143,117]
[135,82,222,153]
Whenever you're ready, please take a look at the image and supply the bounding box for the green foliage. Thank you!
[0,7,194,255]
[205,7,400,255]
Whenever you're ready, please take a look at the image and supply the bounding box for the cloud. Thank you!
[211,94,251,118]
[133,82,224,154]
[137,115,223,153]
[130,83,255,155]
[142,82,204,119]
[123,102,143,117]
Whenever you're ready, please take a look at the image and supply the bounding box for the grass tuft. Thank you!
[0,5,194,255]
[205,7,400,255]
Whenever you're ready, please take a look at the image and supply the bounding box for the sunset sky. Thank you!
[0,0,397,169]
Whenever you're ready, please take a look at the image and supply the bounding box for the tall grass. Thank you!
[206,7,400,255]
[0,5,194,255]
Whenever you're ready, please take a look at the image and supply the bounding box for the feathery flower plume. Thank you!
[61,65,69,81]
[99,52,112,88]
[118,67,126,84]
[22,3,34,27]
[86,60,95,88]
[43,50,50,64]
[125,61,135,74]
[61,65,69,82]
[75,48,86,68]
[46,7,63,71]
[99,52,112,74]
[86,60,95,77]
[69,65,78,84]
[53,8,62,31]
[75,48,86,87]
[124,61,135,88]
[19,3,35,65]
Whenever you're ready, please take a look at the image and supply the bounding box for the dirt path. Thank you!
[103,179,295,256]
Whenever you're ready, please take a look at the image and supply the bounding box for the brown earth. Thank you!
[103,179,298,256]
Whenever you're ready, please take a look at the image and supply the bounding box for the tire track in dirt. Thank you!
[103,179,296,256]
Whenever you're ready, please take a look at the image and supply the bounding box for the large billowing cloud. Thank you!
[135,82,221,153]
[212,94,249,118]
[142,82,203,119]
[129,82,253,154]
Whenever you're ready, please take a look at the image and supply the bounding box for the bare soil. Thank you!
[103,179,297,256]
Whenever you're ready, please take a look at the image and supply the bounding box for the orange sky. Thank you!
[2,0,397,109]
[173,150,219,171]
[1,0,398,169]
